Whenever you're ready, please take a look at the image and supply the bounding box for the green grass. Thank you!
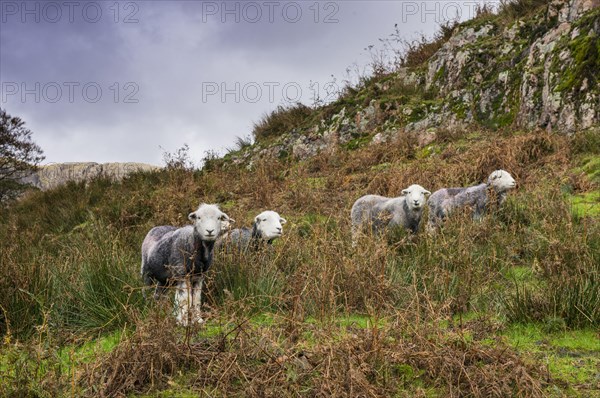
[59,330,124,364]
[504,324,600,393]
[0,329,124,398]
[570,191,600,217]
[569,155,600,217]
[503,266,535,282]
[578,155,600,182]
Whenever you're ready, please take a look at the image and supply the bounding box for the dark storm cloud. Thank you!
[0,1,493,165]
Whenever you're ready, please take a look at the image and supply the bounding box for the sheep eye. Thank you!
[262,218,267,222]
[219,215,227,221]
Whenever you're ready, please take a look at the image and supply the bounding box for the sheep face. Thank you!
[188,204,231,241]
[255,210,287,240]
[401,184,431,211]
[487,170,516,193]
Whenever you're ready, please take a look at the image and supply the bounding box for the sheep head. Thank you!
[401,184,431,211]
[487,170,516,193]
[254,210,287,241]
[188,203,231,241]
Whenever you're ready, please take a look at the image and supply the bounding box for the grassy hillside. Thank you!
[1,126,598,397]
[1,0,599,396]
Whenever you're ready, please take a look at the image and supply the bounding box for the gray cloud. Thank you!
[0,1,494,166]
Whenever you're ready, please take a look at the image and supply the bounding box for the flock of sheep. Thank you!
[141,169,517,325]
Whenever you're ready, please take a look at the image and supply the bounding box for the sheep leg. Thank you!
[174,278,192,326]
[191,276,205,324]
[473,200,487,221]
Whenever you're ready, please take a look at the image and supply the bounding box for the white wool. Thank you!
[487,169,517,192]
[351,184,431,246]
[427,169,517,231]
[216,210,287,253]
[401,184,431,212]
[254,210,287,241]
[188,203,232,241]
[141,203,231,325]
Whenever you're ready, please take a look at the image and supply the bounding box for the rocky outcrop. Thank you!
[224,0,599,167]
[424,0,599,132]
[21,162,160,191]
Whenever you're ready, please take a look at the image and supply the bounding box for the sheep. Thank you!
[220,216,235,235]
[427,169,516,230]
[216,210,287,252]
[140,203,232,325]
[350,184,431,246]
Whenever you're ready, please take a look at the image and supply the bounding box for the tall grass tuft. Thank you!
[252,102,313,141]
[51,220,144,332]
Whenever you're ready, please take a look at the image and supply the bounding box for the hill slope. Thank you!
[225,0,598,167]
[1,1,599,397]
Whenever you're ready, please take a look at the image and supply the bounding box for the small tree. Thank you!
[0,108,45,201]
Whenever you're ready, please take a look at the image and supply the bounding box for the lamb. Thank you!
[351,184,431,245]
[140,203,232,325]
[216,210,287,252]
[427,169,516,230]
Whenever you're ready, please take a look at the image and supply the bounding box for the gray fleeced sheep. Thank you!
[216,210,287,252]
[427,169,516,230]
[140,203,232,325]
[351,184,431,246]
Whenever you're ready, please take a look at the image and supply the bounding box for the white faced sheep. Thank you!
[216,210,287,252]
[350,184,431,246]
[427,169,517,231]
[140,203,232,325]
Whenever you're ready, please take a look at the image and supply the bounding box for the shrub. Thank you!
[252,103,313,141]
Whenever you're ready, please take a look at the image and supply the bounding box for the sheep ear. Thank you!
[424,190,431,196]
[280,218,287,225]
[188,212,197,221]
[255,216,261,224]
[401,189,409,195]
[229,218,235,224]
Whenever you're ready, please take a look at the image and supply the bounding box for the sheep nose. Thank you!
[277,227,282,232]
[206,229,214,235]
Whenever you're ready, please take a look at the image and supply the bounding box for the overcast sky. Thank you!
[1,0,494,166]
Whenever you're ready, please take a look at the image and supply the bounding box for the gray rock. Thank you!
[420,0,599,133]
[21,162,159,191]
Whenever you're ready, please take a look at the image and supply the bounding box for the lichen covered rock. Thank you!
[423,0,599,132]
